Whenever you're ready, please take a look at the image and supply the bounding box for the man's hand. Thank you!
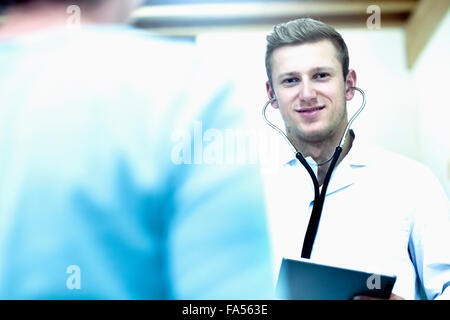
[353,293,404,300]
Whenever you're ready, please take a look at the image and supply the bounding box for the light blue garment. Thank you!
[0,25,274,299]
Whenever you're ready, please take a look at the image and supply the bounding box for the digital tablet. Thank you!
[276,258,397,300]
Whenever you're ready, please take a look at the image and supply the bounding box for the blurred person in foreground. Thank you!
[0,0,274,299]
[263,18,449,300]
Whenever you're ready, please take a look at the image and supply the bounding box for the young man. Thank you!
[0,0,274,299]
[264,18,449,300]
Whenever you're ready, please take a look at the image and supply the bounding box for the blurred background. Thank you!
[127,0,450,197]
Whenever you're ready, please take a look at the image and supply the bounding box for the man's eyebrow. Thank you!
[310,66,335,73]
[277,71,300,80]
[277,67,336,81]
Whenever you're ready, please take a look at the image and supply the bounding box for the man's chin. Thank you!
[294,129,330,143]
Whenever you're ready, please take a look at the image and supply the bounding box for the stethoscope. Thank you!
[262,87,366,259]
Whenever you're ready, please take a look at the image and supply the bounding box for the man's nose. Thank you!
[298,80,317,103]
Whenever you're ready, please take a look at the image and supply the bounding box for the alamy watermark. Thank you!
[366,274,381,290]
[66,265,81,290]
[366,5,381,30]
[170,121,282,168]
[66,5,81,29]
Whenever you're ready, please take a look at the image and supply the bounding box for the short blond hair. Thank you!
[265,18,349,87]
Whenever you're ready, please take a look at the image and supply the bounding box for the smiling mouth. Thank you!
[297,106,325,113]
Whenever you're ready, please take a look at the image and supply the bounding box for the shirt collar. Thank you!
[280,130,368,169]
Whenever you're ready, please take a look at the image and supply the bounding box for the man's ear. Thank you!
[345,69,357,101]
[266,81,279,109]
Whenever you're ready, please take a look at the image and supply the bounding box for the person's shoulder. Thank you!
[362,144,429,173]
[2,24,197,78]
[361,144,443,190]
[50,25,199,98]
[85,25,194,53]
[67,25,196,65]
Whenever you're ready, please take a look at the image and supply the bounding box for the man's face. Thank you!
[267,40,355,144]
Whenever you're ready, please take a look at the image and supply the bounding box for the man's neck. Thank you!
[288,129,354,186]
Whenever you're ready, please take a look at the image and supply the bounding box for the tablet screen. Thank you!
[276,258,397,300]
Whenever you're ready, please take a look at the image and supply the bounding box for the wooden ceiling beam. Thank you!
[405,0,450,68]
[130,0,416,26]
[133,13,409,36]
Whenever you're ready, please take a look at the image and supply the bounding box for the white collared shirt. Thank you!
[262,132,450,299]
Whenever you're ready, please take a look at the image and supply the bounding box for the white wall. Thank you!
[338,28,419,160]
[195,18,449,196]
[411,10,450,198]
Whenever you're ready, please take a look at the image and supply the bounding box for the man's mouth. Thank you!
[297,106,325,112]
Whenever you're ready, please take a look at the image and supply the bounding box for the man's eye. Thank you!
[314,73,329,80]
[282,78,299,85]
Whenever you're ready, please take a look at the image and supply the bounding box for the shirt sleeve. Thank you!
[408,166,450,300]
